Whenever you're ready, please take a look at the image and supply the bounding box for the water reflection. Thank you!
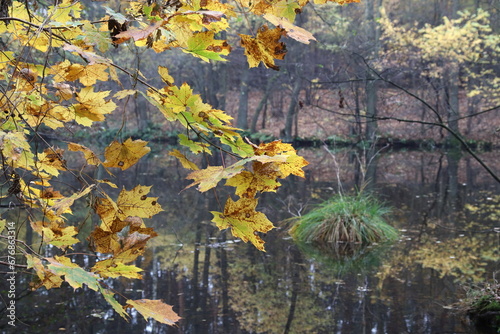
[1,148,499,333]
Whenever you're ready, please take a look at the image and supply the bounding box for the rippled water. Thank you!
[1,147,499,333]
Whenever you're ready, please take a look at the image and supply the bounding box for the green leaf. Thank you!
[46,256,100,291]
[99,286,129,320]
[183,31,231,62]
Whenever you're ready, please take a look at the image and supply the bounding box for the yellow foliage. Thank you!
[1,0,329,323]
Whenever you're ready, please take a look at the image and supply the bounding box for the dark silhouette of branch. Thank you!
[355,55,500,183]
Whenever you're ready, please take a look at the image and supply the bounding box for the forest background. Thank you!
[84,0,500,148]
[0,0,499,328]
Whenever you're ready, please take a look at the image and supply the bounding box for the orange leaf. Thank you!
[126,299,180,326]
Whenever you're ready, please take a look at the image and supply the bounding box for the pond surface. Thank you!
[1,147,499,334]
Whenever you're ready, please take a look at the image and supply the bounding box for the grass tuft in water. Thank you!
[463,280,500,332]
[289,193,398,245]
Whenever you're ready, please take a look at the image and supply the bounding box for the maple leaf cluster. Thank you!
[0,0,353,326]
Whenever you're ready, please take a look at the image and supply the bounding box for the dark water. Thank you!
[1,147,499,333]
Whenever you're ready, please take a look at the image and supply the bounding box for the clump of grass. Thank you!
[289,193,398,245]
[463,279,500,332]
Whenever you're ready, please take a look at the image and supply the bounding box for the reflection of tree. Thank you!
[227,244,324,333]
[377,194,499,287]
[412,235,496,282]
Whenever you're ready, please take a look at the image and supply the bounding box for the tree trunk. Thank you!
[445,65,460,146]
[236,68,250,129]
[363,0,380,142]
[250,73,280,133]
[283,78,302,142]
[365,78,378,142]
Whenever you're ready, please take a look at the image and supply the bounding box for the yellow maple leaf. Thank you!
[46,256,100,291]
[49,185,95,216]
[226,170,281,198]
[89,226,122,254]
[239,25,287,70]
[211,197,275,251]
[37,148,67,176]
[183,31,231,62]
[254,140,309,178]
[169,149,199,170]
[158,66,174,86]
[72,87,117,126]
[103,138,151,170]
[113,89,137,100]
[67,142,101,165]
[0,130,34,168]
[51,61,109,85]
[185,165,244,192]
[95,185,163,226]
[66,63,109,86]
[30,218,80,248]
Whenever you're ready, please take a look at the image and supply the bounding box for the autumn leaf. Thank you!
[185,164,245,192]
[37,148,67,176]
[99,286,129,319]
[103,138,151,170]
[62,44,111,65]
[26,254,64,290]
[46,256,100,291]
[0,130,34,168]
[211,197,275,251]
[239,25,287,70]
[95,185,163,226]
[263,14,317,44]
[126,299,181,326]
[93,259,143,279]
[169,149,199,170]
[31,220,80,248]
[226,170,281,198]
[72,86,117,126]
[113,89,137,99]
[65,63,109,86]
[90,215,157,255]
[114,20,164,44]
[183,31,231,61]
[89,226,121,254]
[158,66,174,86]
[49,185,95,216]
[97,179,118,188]
[67,142,101,165]
[254,140,309,178]
[178,134,211,154]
